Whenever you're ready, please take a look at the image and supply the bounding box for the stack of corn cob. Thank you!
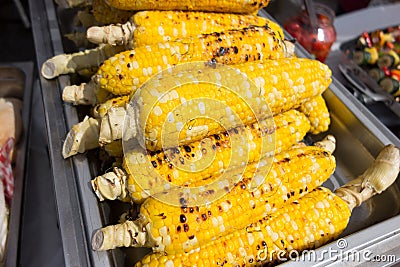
[39,1,399,266]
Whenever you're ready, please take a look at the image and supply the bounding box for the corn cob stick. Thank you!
[86,11,282,48]
[105,0,271,13]
[135,144,400,267]
[298,94,330,135]
[91,136,337,253]
[92,109,312,202]
[41,44,126,80]
[60,24,293,100]
[62,116,100,158]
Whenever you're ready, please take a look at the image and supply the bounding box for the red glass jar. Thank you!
[284,3,337,62]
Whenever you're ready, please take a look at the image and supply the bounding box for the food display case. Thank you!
[28,0,400,266]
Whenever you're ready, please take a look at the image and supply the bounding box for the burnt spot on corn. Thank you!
[180,214,187,223]
[151,161,157,168]
[176,225,181,233]
[183,145,191,153]
[183,224,189,232]
[201,214,207,221]
[188,235,195,240]
[180,197,187,206]
[156,213,167,219]
[217,47,226,56]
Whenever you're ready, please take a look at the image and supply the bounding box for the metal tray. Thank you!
[29,1,400,266]
[1,61,33,267]
[339,27,400,138]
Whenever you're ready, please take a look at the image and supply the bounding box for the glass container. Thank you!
[284,3,337,62]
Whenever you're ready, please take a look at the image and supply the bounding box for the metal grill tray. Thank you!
[1,61,33,267]
[29,2,400,266]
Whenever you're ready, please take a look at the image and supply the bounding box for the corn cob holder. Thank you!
[91,136,337,253]
[91,109,312,203]
[132,144,400,267]
[86,11,282,48]
[105,0,271,13]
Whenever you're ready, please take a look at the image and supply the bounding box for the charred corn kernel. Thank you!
[92,95,130,118]
[92,0,134,24]
[104,0,271,13]
[92,109,311,201]
[135,187,350,267]
[92,143,336,253]
[298,94,330,135]
[94,24,289,95]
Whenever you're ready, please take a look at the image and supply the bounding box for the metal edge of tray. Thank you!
[3,61,34,267]
[28,0,102,266]
[28,4,400,267]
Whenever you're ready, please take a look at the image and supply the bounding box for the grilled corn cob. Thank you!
[298,94,330,135]
[63,59,331,154]
[118,59,330,151]
[44,15,287,81]
[94,25,288,96]
[134,144,400,267]
[104,0,271,14]
[91,137,337,253]
[92,109,312,200]
[60,24,293,99]
[87,11,282,48]
[100,108,310,158]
